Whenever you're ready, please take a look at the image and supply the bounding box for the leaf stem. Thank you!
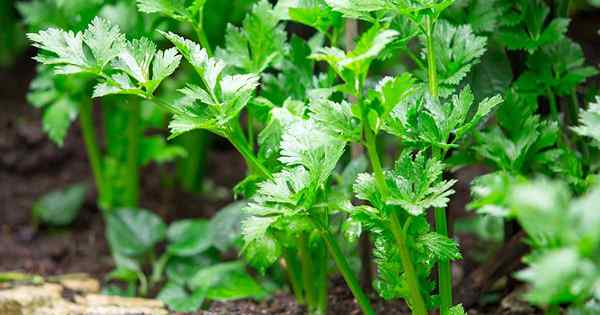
[298,233,316,311]
[247,110,254,152]
[321,229,376,315]
[425,16,452,314]
[424,15,438,99]
[390,213,428,315]
[364,127,388,196]
[79,98,108,210]
[176,130,208,192]
[150,253,171,284]
[316,241,328,315]
[193,20,213,57]
[546,89,561,128]
[435,207,452,314]
[283,247,305,305]
[569,88,580,125]
[125,98,141,207]
[228,121,272,179]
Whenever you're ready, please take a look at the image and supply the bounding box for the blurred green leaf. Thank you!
[32,183,87,226]
[107,208,166,256]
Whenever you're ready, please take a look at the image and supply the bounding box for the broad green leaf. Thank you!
[107,208,167,256]
[188,261,266,300]
[210,201,249,252]
[32,183,87,226]
[167,219,213,256]
[157,282,206,312]
[165,256,214,286]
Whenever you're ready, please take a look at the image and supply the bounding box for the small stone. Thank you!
[77,294,165,309]
[53,274,100,294]
[0,283,62,315]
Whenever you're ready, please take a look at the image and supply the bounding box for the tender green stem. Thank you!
[137,271,148,296]
[247,110,254,152]
[321,229,375,315]
[316,240,328,315]
[546,89,561,127]
[390,214,428,315]
[283,247,305,305]
[228,121,272,179]
[151,253,171,284]
[125,99,141,207]
[298,233,316,311]
[569,88,580,126]
[431,148,452,315]
[435,206,452,314]
[425,16,452,314]
[424,16,438,99]
[364,127,389,196]
[177,130,208,192]
[194,17,213,57]
[79,99,108,210]
[364,126,427,315]
[555,0,570,17]
[403,48,426,70]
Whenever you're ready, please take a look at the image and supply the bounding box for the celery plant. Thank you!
[27,17,185,208]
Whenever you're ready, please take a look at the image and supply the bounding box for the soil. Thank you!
[1,8,598,315]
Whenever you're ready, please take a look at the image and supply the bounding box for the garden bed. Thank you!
[1,58,537,315]
[1,1,599,315]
